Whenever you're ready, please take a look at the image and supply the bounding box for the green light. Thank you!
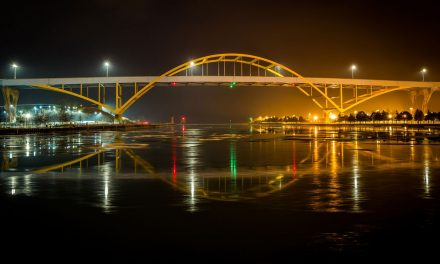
[230,142,237,182]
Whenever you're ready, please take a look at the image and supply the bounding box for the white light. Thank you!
[351,65,357,70]
[11,63,18,68]
[24,113,32,119]
[104,61,110,67]
[422,68,427,73]
[190,61,195,66]
[329,113,337,120]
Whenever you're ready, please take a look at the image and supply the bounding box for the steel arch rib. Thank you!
[31,84,117,113]
[116,53,342,114]
[343,86,411,112]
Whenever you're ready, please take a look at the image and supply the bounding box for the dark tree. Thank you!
[59,109,71,123]
[347,114,356,123]
[356,111,370,122]
[424,111,436,123]
[298,116,306,122]
[34,112,49,126]
[414,109,424,123]
[396,111,413,121]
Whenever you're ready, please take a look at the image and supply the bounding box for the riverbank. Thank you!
[0,123,165,135]
[253,122,440,128]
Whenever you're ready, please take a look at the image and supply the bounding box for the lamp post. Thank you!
[11,64,18,79]
[189,61,195,76]
[351,65,357,79]
[104,61,110,77]
[421,68,427,82]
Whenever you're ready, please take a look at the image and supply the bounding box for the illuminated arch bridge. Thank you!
[1,53,439,120]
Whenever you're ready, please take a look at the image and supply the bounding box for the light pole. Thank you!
[11,63,18,79]
[421,68,427,82]
[351,65,357,79]
[104,61,110,77]
[189,61,195,76]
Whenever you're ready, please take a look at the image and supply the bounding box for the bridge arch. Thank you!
[31,84,117,114]
[117,53,342,115]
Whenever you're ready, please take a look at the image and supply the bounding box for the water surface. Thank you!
[1,124,439,260]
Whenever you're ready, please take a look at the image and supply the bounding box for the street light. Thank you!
[104,61,110,77]
[421,68,427,82]
[351,65,357,79]
[189,61,195,76]
[11,63,18,79]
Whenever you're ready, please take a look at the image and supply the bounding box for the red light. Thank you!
[171,82,177,86]
[142,121,149,125]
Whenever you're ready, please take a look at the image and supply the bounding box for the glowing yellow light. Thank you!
[388,114,392,119]
[313,115,318,122]
[329,113,337,120]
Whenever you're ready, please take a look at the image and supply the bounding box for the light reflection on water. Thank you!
[0,125,439,215]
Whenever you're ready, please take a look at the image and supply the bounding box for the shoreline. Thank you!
[0,123,165,135]
[252,122,440,128]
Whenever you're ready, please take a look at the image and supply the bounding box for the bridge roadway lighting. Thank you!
[104,61,110,77]
[351,65,357,79]
[421,68,427,82]
[189,61,195,76]
[11,63,18,79]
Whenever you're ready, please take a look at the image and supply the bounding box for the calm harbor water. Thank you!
[1,124,439,260]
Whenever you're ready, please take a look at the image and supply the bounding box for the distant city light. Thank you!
[313,115,318,122]
[329,113,337,120]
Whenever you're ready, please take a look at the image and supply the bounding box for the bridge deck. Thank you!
[1,76,439,88]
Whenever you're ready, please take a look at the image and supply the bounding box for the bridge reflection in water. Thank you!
[2,125,437,213]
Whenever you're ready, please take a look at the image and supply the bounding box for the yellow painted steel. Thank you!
[33,150,103,173]
[116,53,343,115]
[27,53,432,117]
[343,86,410,112]
[31,84,117,113]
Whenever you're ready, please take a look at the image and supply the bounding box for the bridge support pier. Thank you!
[422,88,434,114]
[1,87,19,123]
[409,90,417,110]
[323,110,331,123]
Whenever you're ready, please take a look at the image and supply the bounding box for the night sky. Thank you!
[1,0,439,122]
